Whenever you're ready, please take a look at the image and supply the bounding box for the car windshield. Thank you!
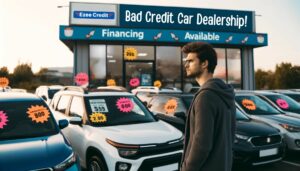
[284,94,300,104]
[236,95,281,115]
[48,89,61,99]
[148,95,187,115]
[0,100,59,140]
[236,109,249,121]
[264,94,300,113]
[84,95,156,126]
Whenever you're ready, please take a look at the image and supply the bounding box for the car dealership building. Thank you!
[59,2,268,90]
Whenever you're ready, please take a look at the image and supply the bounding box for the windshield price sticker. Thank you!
[75,72,89,86]
[107,79,116,86]
[276,99,289,109]
[90,112,107,123]
[129,78,140,87]
[0,110,9,129]
[164,99,178,114]
[0,77,9,87]
[242,99,256,111]
[154,80,162,88]
[116,97,134,113]
[89,99,109,113]
[27,105,50,123]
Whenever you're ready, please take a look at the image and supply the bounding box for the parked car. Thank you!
[51,86,183,171]
[0,92,80,171]
[0,86,11,92]
[272,90,300,103]
[35,85,64,104]
[235,91,300,151]
[144,93,284,166]
[255,91,300,119]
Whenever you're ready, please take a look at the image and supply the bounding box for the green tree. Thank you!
[255,69,274,89]
[0,67,9,77]
[274,62,292,89]
[12,63,34,83]
[36,67,48,82]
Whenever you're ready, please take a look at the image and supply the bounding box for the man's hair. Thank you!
[182,42,217,73]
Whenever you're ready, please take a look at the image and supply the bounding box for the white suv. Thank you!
[51,86,183,171]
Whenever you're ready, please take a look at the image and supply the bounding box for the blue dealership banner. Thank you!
[119,4,254,33]
[60,26,267,47]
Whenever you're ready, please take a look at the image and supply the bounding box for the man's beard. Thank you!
[186,69,204,78]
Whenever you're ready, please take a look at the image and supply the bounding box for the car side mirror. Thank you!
[69,117,83,126]
[58,119,69,129]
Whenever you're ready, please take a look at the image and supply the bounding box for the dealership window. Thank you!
[124,45,154,60]
[214,48,226,82]
[156,46,182,89]
[227,48,241,88]
[90,45,106,86]
[107,45,123,86]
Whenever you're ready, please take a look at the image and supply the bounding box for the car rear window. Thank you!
[0,100,59,140]
[236,95,281,115]
[84,95,156,126]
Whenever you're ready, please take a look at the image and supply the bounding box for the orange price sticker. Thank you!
[90,112,107,123]
[107,79,116,86]
[27,105,50,123]
[242,99,256,111]
[0,77,9,87]
[124,47,137,60]
[154,80,162,88]
[164,99,178,114]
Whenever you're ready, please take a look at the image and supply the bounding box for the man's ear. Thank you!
[201,60,208,69]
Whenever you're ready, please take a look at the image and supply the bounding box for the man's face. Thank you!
[184,53,204,78]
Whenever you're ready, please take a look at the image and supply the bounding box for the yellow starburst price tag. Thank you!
[107,79,116,86]
[154,80,162,88]
[0,77,9,87]
[124,47,137,60]
[27,105,50,123]
[90,112,107,123]
[164,99,178,114]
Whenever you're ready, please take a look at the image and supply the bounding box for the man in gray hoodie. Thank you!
[181,42,236,171]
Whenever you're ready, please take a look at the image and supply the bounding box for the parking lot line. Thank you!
[282,161,300,167]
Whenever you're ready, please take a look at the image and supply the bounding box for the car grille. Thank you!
[250,135,282,146]
[138,153,182,171]
[123,139,183,159]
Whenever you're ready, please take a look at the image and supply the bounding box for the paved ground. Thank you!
[233,151,300,171]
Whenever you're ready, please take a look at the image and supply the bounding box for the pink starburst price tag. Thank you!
[0,110,9,129]
[276,99,289,109]
[129,78,140,87]
[116,98,134,113]
[75,72,89,86]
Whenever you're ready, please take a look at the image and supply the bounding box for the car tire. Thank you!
[87,155,107,171]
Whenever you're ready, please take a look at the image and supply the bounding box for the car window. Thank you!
[149,95,187,115]
[69,96,85,118]
[56,95,71,114]
[285,94,300,103]
[48,89,61,99]
[236,95,281,115]
[84,95,156,126]
[264,94,300,113]
[181,95,194,108]
[235,109,249,121]
[0,100,58,140]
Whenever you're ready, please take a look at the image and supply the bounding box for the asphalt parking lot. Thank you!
[233,151,300,171]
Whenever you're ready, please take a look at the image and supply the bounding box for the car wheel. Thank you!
[88,155,107,171]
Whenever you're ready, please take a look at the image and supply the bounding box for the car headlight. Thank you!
[235,134,249,141]
[54,152,76,171]
[106,138,140,157]
[280,124,300,132]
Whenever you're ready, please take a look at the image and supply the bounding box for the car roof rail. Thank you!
[92,86,128,92]
[62,86,87,94]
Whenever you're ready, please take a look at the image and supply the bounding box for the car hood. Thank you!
[94,120,183,145]
[0,133,73,171]
[258,114,300,126]
[236,119,279,136]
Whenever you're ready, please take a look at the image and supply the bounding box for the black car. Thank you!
[143,93,284,166]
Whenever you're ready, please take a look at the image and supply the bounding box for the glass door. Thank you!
[125,62,154,90]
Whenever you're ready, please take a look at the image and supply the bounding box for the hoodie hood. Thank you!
[198,78,235,108]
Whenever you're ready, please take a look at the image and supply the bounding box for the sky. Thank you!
[0,0,300,73]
